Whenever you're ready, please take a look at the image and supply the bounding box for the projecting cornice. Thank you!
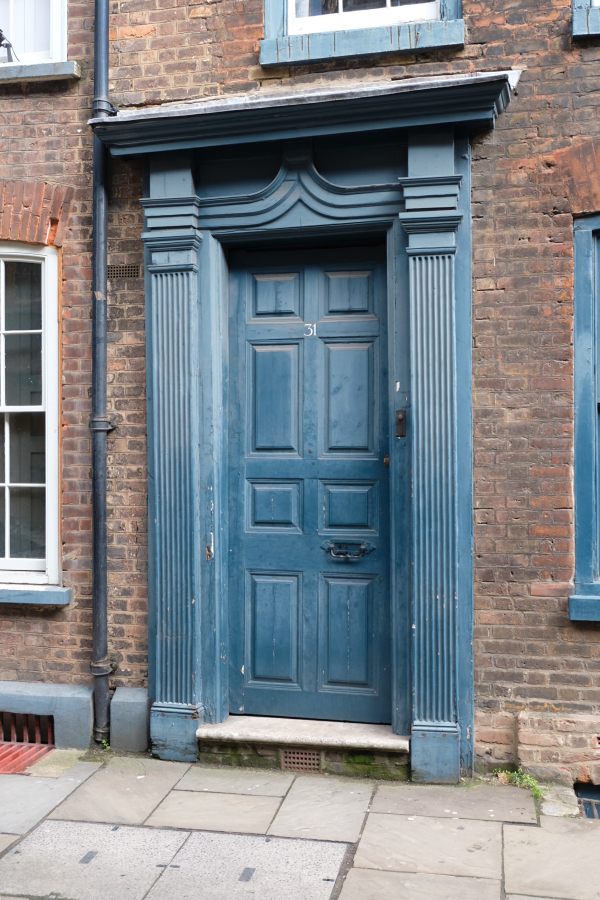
[91,70,519,158]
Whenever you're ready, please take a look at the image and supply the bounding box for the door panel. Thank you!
[229,248,391,723]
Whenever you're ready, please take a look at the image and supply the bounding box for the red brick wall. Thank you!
[1,0,599,775]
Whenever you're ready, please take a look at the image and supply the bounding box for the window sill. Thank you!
[0,585,72,607]
[569,590,600,621]
[573,7,600,36]
[0,60,80,86]
[259,19,465,66]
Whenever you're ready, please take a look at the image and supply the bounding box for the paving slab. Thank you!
[146,789,281,834]
[0,761,100,833]
[49,756,189,825]
[539,814,599,833]
[506,896,568,900]
[176,765,294,796]
[268,775,373,842]
[355,813,502,880]
[0,820,188,900]
[25,747,85,778]
[540,784,580,818]
[505,820,600,900]
[372,782,536,823]
[0,835,17,854]
[339,868,502,900]
[146,830,347,900]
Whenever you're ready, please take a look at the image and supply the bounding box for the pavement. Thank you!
[0,750,597,899]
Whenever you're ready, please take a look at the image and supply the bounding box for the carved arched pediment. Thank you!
[197,150,404,232]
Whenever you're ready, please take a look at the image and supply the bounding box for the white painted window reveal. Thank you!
[289,0,439,34]
[0,0,66,65]
[0,246,59,585]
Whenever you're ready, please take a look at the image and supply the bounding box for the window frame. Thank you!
[570,215,600,620]
[287,0,439,36]
[0,244,60,586]
[573,0,600,37]
[0,0,67,67]
[260,0,464,65]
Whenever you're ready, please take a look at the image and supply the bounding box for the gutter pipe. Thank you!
[90,0,116,742]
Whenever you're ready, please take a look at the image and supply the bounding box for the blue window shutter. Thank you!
[570,216,600,620]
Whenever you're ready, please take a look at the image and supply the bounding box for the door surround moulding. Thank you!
[103,75,515,781]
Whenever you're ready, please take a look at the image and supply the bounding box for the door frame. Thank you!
[141,130,474,782]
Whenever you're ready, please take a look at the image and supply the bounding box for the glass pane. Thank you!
[4,261,42,330]
[10,487,45,558]
[296,0,339,17]
[344,0,386,9]
[24,0,51,55]
[391,0,434,4]
[0,415,4,483]
[0,1,11,63]
[5,334,42,405]
[10,414,45,484]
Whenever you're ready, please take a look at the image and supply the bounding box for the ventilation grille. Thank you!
[280,748,322,773]
[0,711,54,745]
[107,263,141,280]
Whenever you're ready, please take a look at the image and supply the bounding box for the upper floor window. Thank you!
[289,0,438,34]
[0,0,66,66]
[261,0,463,66]
[0,246,59,585]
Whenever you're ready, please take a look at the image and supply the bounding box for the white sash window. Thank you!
[0,0,66,65]
[289,0,439,34]
[0,246,59,584]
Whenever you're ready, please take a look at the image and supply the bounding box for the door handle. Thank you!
[321,541,375,562]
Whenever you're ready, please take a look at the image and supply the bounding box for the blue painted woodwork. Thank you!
[130,72,513,772]
[573,0,600,36]
[570,215,600,621]
[92,74,514,159]
[261,0,463,65]
[228,250,393,722]
[398,131,472,783]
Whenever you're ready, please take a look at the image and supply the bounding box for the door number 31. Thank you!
[303,322,317,337]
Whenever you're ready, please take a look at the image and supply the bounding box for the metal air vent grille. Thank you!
[107,264,141,279]
[280,748,322,772]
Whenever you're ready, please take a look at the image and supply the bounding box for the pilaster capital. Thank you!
[398,174,463,252]
[141,195,203,248]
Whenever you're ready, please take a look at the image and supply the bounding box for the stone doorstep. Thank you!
[197,716,409,751]
[196,717,410,779]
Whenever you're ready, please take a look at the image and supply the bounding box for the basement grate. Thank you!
[280,748,322,773]
[107,263,141,280]
[0,711,54,745]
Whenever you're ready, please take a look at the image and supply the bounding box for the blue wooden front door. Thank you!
[228,248,391,723]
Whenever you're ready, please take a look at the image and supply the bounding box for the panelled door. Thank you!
[228,247,391,723]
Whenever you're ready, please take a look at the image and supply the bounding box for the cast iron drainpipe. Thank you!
[90,0,117,743]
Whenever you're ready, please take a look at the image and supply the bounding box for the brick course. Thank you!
[0,0,599,775]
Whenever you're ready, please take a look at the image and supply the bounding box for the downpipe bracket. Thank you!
[89,415,116,433]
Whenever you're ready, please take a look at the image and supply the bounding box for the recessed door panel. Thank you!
[324,341,374,454]
[325,270,373,316]
[248,573,300,684]
[320,576,373,688]
[252,272,302,318]
[251,343,300,453]
[229,248,391,723]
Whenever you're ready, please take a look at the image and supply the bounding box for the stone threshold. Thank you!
[196,716,409,753]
